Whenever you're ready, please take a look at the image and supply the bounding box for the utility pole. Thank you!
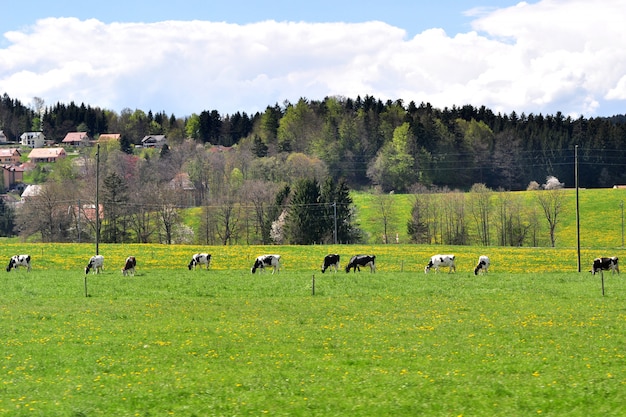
[619,200,624,248]
[95,143,100,255]
[575,145,581,272]
[333,201,338,244]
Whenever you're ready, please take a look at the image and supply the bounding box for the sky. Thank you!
[1,0,626,118]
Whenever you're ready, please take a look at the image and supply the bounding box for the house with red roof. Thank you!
[62,132,92,147]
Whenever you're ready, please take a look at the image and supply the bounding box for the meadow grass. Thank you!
[1,243,626,416]
[352,188,626,247]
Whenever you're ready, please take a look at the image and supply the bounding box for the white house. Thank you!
[141,135,167,148]
[20,131,46,148]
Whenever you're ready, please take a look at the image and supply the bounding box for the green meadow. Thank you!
[1,243,626,416]
[352,187,626,247]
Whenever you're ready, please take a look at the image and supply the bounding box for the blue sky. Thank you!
[1,0,625,118]
[2,1,513,37]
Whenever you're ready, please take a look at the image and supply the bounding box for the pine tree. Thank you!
[0,197,15,237]
[286,179,324,244]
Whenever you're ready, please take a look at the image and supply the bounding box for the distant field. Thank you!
[1,243,625,416]
[352,188,626,247]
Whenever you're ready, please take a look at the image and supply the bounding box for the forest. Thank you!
[3,93,626,190]
[1,92,626,244]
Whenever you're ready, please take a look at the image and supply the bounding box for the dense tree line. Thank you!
[3,93,626,191]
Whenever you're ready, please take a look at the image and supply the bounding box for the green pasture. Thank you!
[1,243,626,416]
[352,188,626,247]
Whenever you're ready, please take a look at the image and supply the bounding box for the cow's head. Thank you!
[6,258,15,272]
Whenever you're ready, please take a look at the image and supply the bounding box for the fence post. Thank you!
[601,271,605,296]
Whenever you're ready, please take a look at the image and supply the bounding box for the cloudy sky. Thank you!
[1,0,625,118]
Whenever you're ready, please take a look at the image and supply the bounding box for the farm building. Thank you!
[27,147,67,163]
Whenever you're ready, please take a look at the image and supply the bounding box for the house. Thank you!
[169,172,195,207]
[97,133,121,144]
[2,164,24,190]
[21,184,43,200]
[0,148,21,164]
[0,130,7,143]
[141,135,167,148]
[20,131,46,148]
[62,132,91,147]
[27,147,67,163]
[70,203,104,222]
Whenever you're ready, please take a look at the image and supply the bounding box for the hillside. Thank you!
[351,188,626,249]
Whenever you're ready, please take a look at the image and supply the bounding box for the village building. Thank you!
[20,131,46,148]
[27,147,67,163]
[141,135,167,148]
[2,164,24,190]
[0,148,21,164]
[97,133,121,144]
[62,132,92,147]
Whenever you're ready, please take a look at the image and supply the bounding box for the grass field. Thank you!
[1,243,626,416]
[352,187,626,247]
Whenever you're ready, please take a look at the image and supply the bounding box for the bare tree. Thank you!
[241,180,279,244]
[407,185,438,244]
[536,187,565,247]
[16,181,73,242]
[373,188,396,244]
[441,191,468,245]
[155,188,181,244]
[469,183,492,246]
[213,193,241,245]
[127,185,158,243]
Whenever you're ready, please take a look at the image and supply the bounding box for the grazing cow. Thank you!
[6,254,31,272]
[251,254,281,274]
[425,254,456,273]
[321,254,340,273]
[345,255,376,273]
[591,257,619,275]
[121,256,137,276]
[85,255,104,274]
[188,253,211,270]
[474,255,490,275]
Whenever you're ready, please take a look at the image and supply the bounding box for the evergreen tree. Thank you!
[102,172,129,243]
[120,134,134,154]
[320,177,362,244]
[286,179,324,244]
[0,197,15,237]
[252,135,268,157]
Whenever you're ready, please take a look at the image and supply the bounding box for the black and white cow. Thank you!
[321,254,340,273]
[591,256,619,275]
[425,254,456,273]
[251,254,281,274]
[122,256,137,276]
[6,254,31,272]
[188,253,211,270]
[474,255,490,275]
[85,255,104,274]
[345,255,376,273]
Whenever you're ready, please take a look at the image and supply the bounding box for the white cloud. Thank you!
[1,0,625,117]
